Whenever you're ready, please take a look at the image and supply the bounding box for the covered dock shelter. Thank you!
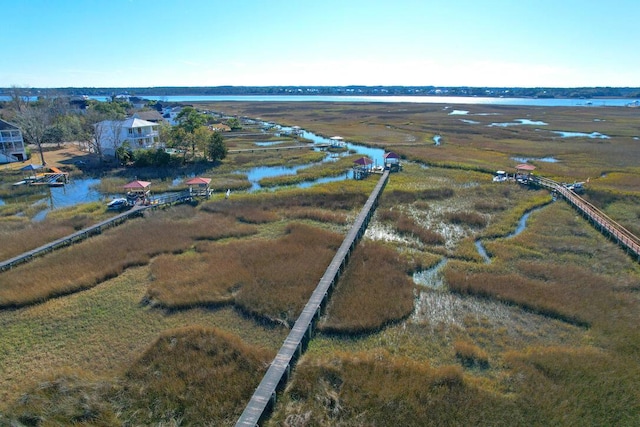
[384,151,401,172]
[515,163,536,183]
[124,180,151,205]
[185,177,212,198]
[353,156,374,180]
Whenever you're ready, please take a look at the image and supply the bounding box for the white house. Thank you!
[94,117,161,157]
[161,106,183,125]
[0,119,28,163]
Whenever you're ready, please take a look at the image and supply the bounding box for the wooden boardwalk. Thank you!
[533,177,640,261]
[0,190,210,272]
[236,170,389,427]
[0,205,149,272]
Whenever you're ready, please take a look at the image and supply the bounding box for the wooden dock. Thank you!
[0,205,149,272]
[0,189,213,272]
[236,170,389,427]
[531,177,640,261]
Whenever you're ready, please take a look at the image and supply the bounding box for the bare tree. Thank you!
[8,85,30,113]
[14,103,51,165]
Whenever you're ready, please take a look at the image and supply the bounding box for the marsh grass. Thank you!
[148,222,343,325]
[190,102,640,426]
[320,241,415,333]
[377,207,446,245]
[4,326,275,426]
[268,350,520,427]
[454,340,490,369]
[3,103,640,425]
[0,204,112,261]
[444,210,488,228]
[119,326,274,425]
[0,206,257,308]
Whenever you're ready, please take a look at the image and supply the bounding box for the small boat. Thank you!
[493,170,508,182]
[107,198,130,210]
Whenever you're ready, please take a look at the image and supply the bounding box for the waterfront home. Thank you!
[132,110,165,123]
[94,117,161,157]
[161,106,183,125]
[0,119,28,163]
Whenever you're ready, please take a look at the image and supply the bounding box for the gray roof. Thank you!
[0,118,19,131]
[133,110,164,122]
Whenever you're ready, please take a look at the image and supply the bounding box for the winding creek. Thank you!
[2,126,385,220]
[475,207,542,264]
[414,205,546,291]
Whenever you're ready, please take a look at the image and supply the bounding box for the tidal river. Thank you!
[4,127,385,220]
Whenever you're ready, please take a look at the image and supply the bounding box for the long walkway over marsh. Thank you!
[533,176,640,261]
[0,190,210,272]
[236,170,390,426]
[0,205,150,272]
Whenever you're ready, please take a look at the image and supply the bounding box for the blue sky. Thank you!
[2,0,639,88]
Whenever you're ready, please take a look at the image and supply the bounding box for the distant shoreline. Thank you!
[2,85,639,101]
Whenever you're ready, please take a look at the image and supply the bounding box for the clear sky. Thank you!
[2,0,639,88]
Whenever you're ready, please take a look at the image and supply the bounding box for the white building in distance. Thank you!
[94,117,160,157]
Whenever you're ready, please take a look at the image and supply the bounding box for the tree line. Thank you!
[0,87,228,167]
[3,85,640,99]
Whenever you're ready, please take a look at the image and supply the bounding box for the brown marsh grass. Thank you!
[191,102,640,426]
[119,326,274,425]
[4,326,275,426]
[2,102,640,425]
[377,207,445,245]
[268,350,521,427]
[0,202,113,261]
[0,264,287,415]
[0,206,257,308]
[320,241,415,334]
[454,340,490,369]
[148,222,343,325]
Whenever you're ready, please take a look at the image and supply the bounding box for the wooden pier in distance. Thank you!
[236,170,390,427]
[529,176,640,262]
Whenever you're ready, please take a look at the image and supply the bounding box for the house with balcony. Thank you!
[0,119,28,163]
[94,117,161,157]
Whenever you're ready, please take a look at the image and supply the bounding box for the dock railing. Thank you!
[532,176,640,261]
[236,170,389,426]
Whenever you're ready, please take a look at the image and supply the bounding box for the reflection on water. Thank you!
[512,156,559,163]
[1,127,386,217]
[489,119,548,127]
[30,178,103,221]
[552,131,610,139]
[475,240,491,264]
[413,258,448,290]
